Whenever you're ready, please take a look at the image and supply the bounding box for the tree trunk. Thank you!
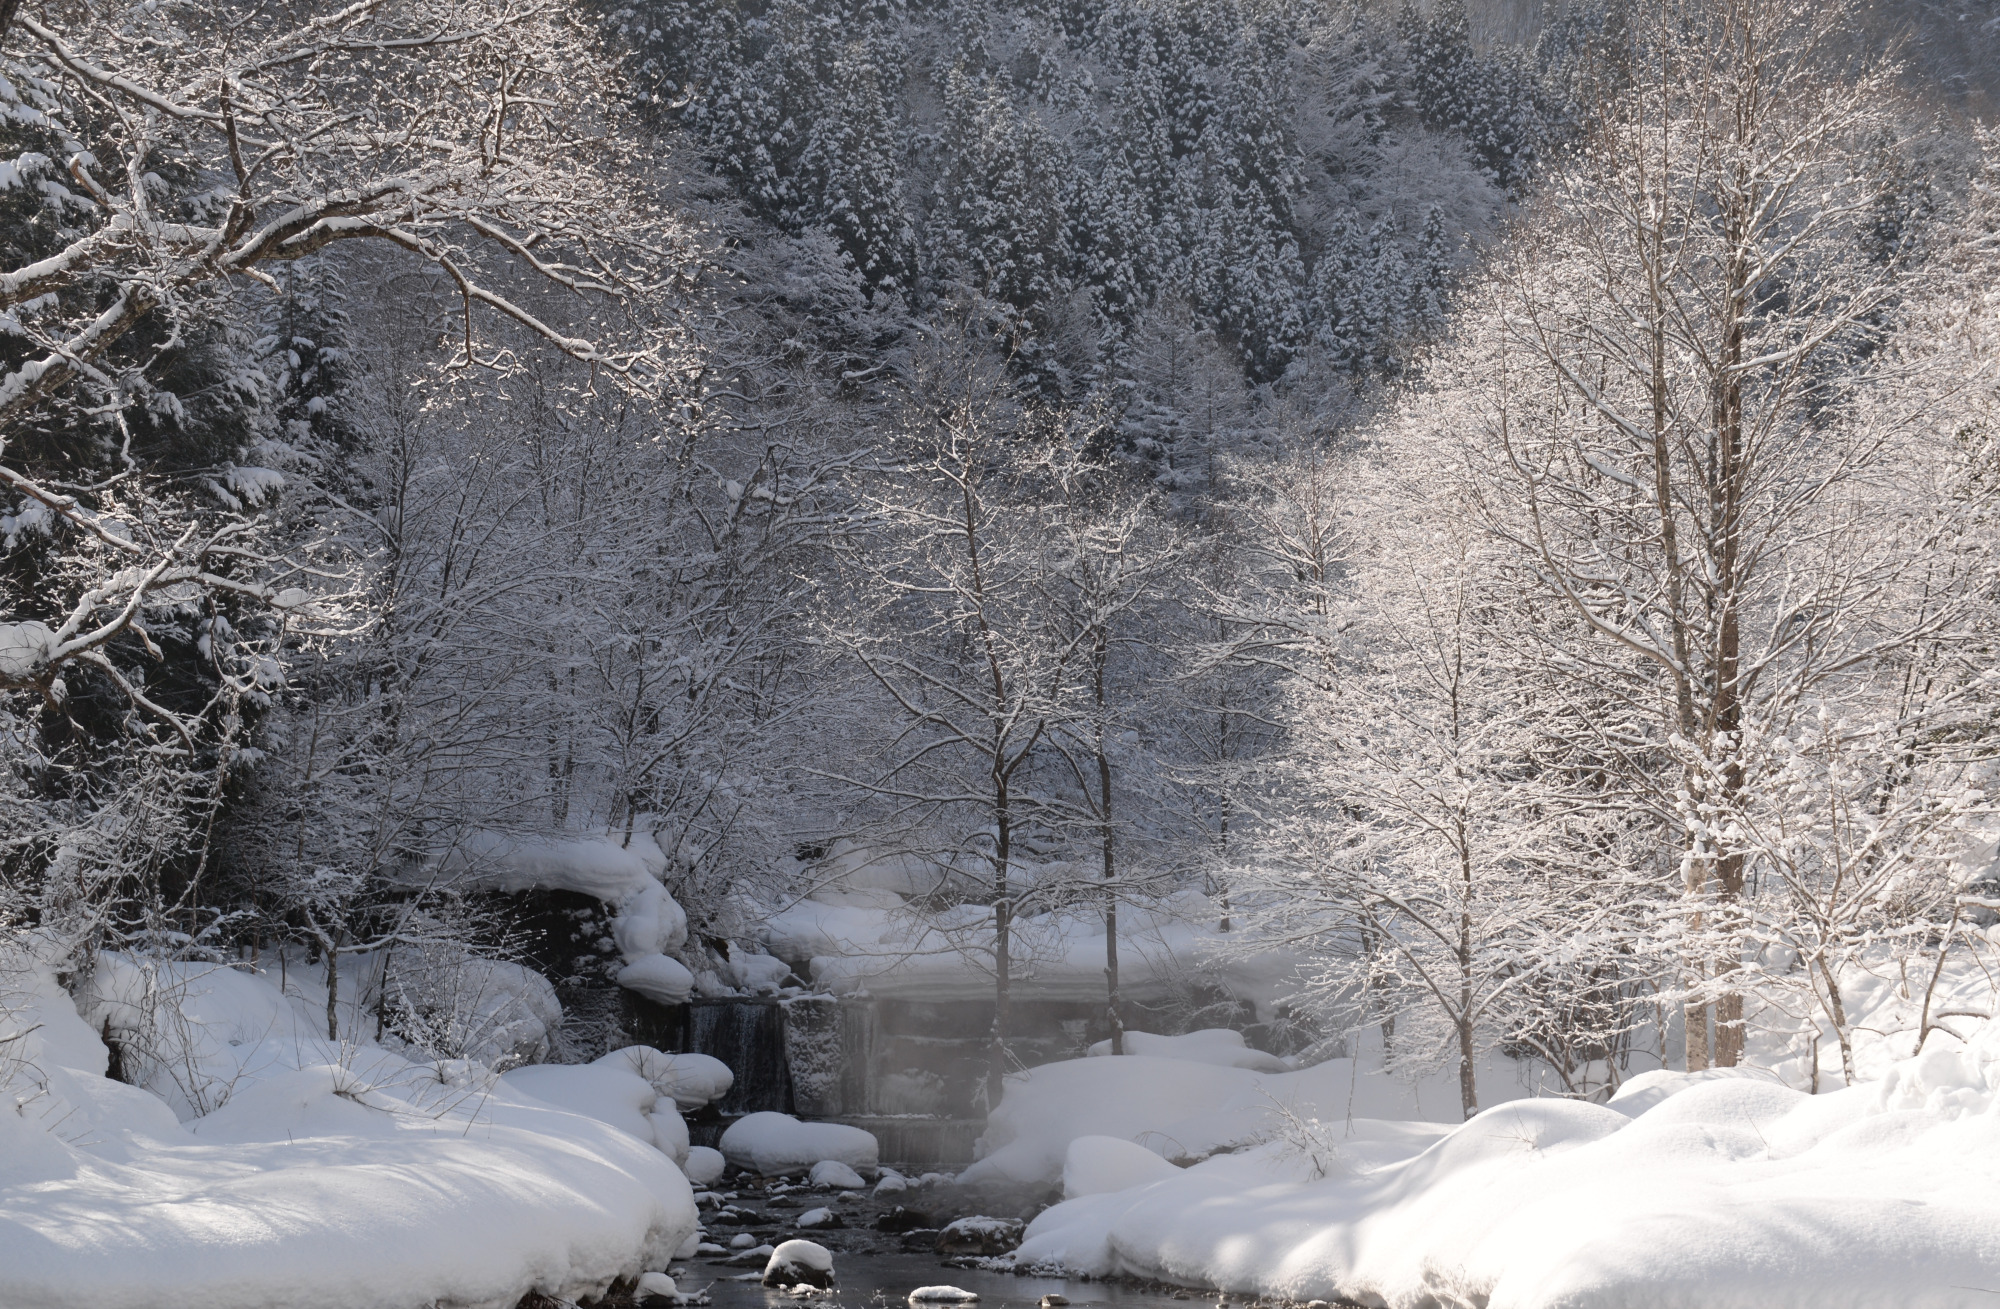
[1457,830,1477,1119]
[989,780,1012,1107]
[324,928,343,1042]
[1094,634,1123,1055]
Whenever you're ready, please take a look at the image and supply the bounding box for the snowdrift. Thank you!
[1011,1030,2000,1308]
[0,944,699,1309]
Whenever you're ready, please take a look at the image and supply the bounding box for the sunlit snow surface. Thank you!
[0,944,699,1309]
[1008,1038,2000,1308]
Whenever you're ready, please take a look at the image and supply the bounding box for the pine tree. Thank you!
[800,41,915,298]
[932,73,1076,341]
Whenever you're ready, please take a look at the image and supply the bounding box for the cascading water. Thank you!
[687,997,793,1115]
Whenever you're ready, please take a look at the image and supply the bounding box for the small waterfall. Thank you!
[687,998,792,1115]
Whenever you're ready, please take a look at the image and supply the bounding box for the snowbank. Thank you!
[502,1053,691,1166]
[718,1111,879,1176]
[962,1052,1512,1184]
[0,942,698,1309]
[1087,1028,1289,1071]
[1012,1028,2000,1307]
[1062,1135,1183,1199]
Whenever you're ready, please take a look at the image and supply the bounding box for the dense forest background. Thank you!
[3,0,1998,1109]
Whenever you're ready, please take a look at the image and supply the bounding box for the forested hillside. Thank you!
[3,0,1998,1124]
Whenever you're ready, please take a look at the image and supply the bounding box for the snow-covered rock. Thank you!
[684,1145,727,1186]
[762,1238,835,1288]
[719,1112,878,1176]
[908,1288,979,1302]
[935,1215,1023,1255]
[809,1159,866,1190]
[796,1207,841,1229]
[618,953,697,1005]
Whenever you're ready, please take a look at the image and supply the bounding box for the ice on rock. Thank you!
[1062,1135,1181,1200]
[685,1145,728,1186]
[762,1238,835,1288]
[719,1112,878,1176]
[809,1159,866,1190]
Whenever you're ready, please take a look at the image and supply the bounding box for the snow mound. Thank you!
[597,1045,734,1112]
[620,954,697,1005]
[1063,1135,1183,1199]
[1014,1028,2000,1307]
[1087,1029,1288,1072]
[719,1112,878,1176]
[961,1053,1473,1184]
[0,944,698,1309]
[763,1238,834,1288]
[684,1145,727,1186]
[810,1159,866,1189]
[502,1052,691,1165]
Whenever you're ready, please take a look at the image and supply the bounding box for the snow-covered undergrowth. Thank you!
[0,939,703,1309]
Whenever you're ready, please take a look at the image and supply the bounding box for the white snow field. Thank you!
[1008,1028,2000,1308]
[0,942,702,1309]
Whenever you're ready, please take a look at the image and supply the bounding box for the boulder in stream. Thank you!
[762,1238,835,1289]
[934,1215,1024,1255]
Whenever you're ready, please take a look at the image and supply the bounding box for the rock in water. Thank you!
[934,1215,1024,1255]
[1040,1297,1069,1307]
[873,1205,933,1232]
[909,1288,979,1303]
[684,1145,727,1186]
[763,1239,835,1289]
[810,1159,867,1190]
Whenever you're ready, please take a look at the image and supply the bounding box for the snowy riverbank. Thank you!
[994,1032,2000,1308]
[0,942,700,1309]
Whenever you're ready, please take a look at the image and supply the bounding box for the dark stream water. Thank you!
[688,1252,1197,1309]
[664,1177,1213,1309]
